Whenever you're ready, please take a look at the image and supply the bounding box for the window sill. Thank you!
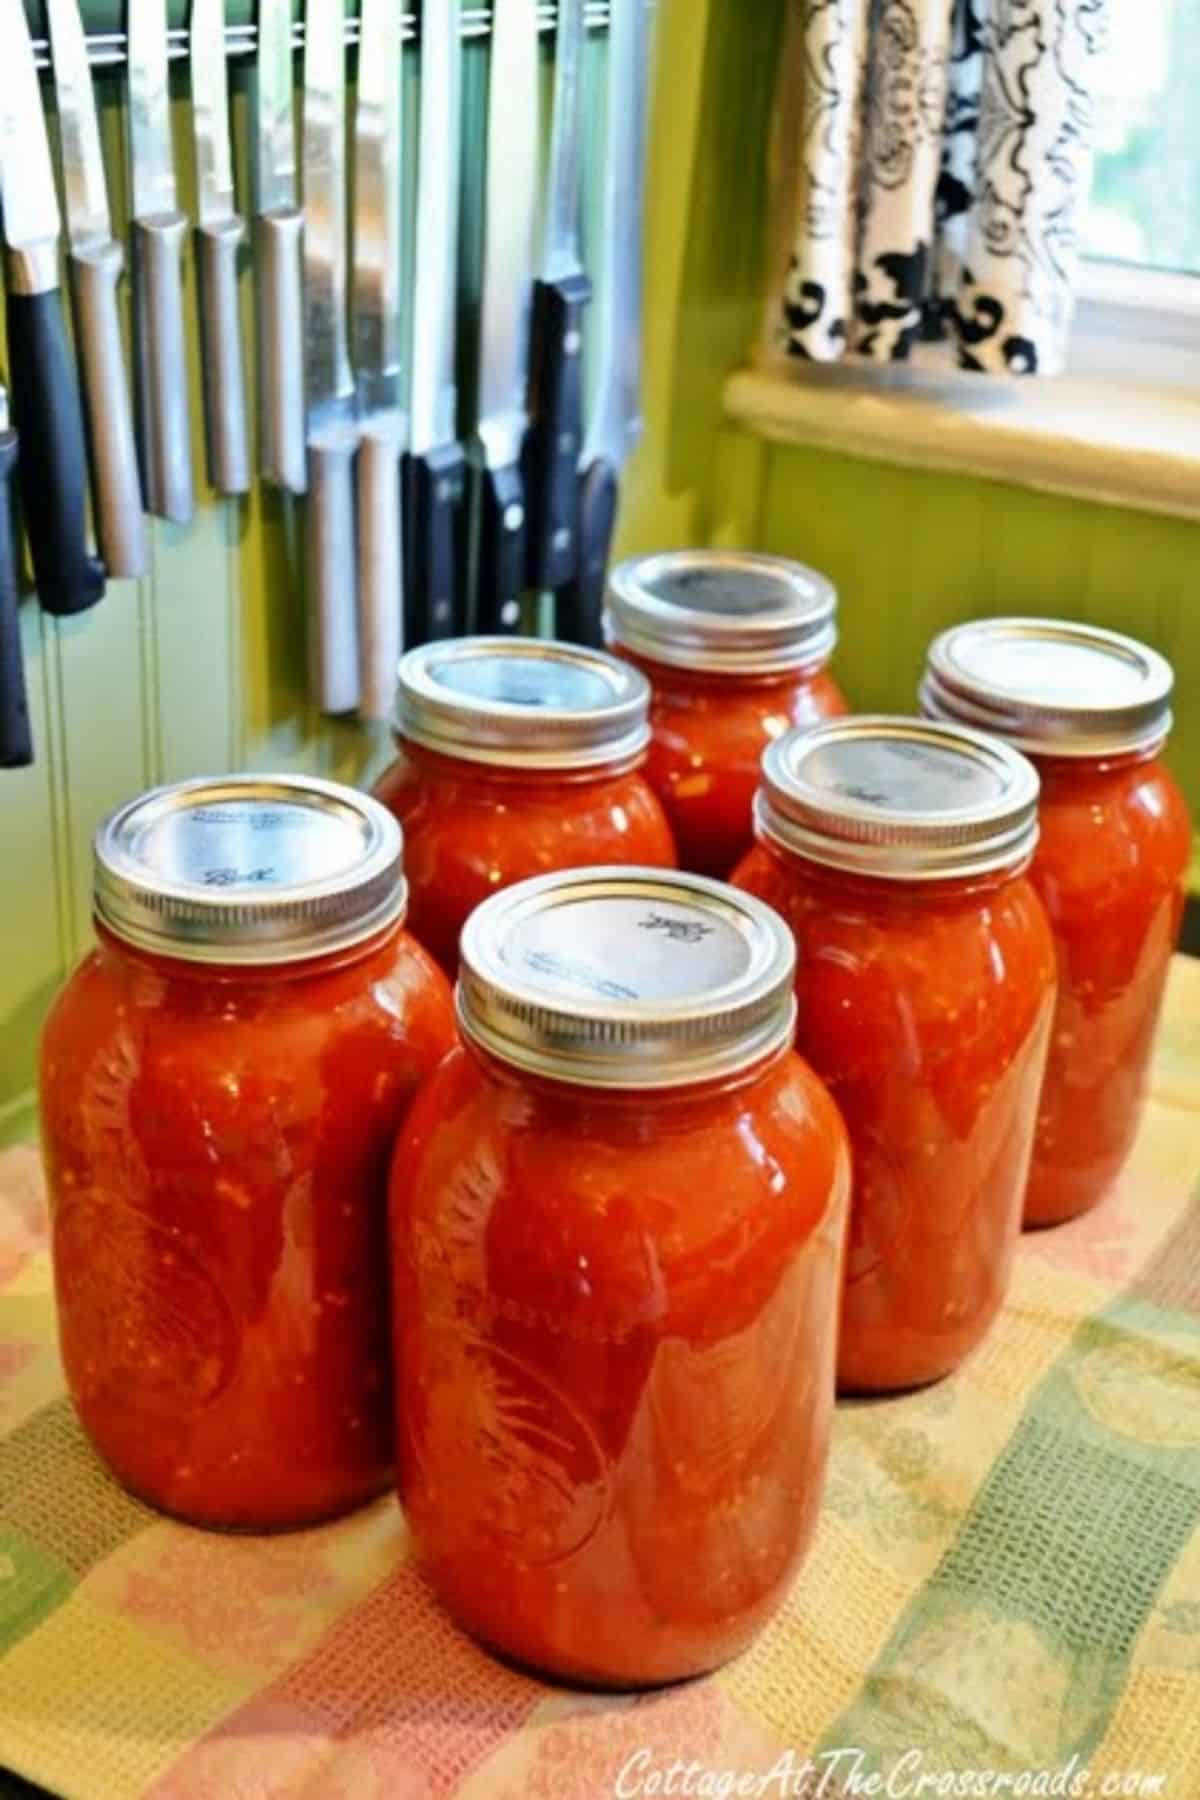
[722,361,1200,523]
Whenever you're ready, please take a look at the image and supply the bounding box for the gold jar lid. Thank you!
[605,549,837,675]
[458,867,796,1088]
[756,716,1040,882]
[920,617,1173,757]
[393,636,651,770]
[94,775,406,964]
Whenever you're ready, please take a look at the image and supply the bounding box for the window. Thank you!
[1085,0,1200,278]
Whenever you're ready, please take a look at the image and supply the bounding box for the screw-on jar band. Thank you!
[921,617,1173,758]
[393,636,651,771]
[94,775,407,964]
[605,549,837,676]
[756,716,1041,882]
[458,867,797,1088]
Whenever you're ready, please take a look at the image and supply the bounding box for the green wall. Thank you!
[2,0,1196,1138]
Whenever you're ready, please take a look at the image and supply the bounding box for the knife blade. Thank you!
[353,0,405,719]
[255,0,306,493]
[523,0,589,592]
[0,385,32,767]
[191,0,250,495]
[46,0,148,579]
[403,0,464,647]
[303,0,359,713]
[473,0,540,636]
[0,0,105,617]
[128,0,194,524]
[557,0,652,648]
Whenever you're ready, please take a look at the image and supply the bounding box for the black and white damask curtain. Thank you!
[776,0,1111,375]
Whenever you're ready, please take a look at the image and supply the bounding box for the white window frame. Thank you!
[1070,259,1200,390]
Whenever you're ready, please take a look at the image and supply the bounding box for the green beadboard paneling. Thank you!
[2,0,1198,1140]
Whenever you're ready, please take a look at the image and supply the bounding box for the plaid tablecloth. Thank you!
[3,958,1200,1800]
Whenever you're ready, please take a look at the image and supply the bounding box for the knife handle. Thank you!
[356,415,405,720]
[132,213,194,525]
[555,456,618,649]
[403,441,464,646]
[0,426,32,768]
[5,287,107,617]
[476,461,527,636]
[196,218,251,497]
[68,243,148,580]
[306,423,360,714]
[523,271,591,591]
[257,206,307,494]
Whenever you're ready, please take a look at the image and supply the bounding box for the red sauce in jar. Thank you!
[922,618,1193,1225]
[373,637,675,973]
[606,550,849,877]
[390,869,849,1685]
[734,718,1056,1391]
[40,776,455,1529]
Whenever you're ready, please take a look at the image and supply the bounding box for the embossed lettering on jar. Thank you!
[921,619,1192,1227]
[373,636,676,973]
[733,718,1056,1392]
[390,868,850,1686]
[605,549,849,879]
[39,776,456,1529]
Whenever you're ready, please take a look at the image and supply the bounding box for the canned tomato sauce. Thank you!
[921,618,1192,1226]
[40,776,456,1530]
[390,868,850,1685]
[373,637,676,973]
[605,550,848,879]
[733,719,1056,1391]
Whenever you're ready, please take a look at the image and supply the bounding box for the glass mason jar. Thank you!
[605,550,849,880]
[373,636,676,973]
[40,776,456,1530]
[921,617,1193,1226]
[390,868,850,1686]
[733,718,1056,1392]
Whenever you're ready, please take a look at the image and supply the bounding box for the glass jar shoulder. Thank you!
[1033,754,1192,916]
[41,930,455,1200]
[734,847,1056,1067]
[637,660,847,759]
[391,1046,848,1340]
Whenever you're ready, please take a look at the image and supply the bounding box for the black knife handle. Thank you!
[523,270,591,591]
[476,459,527,636]
[0,426,32,767]
[6,289,106,617]
[555,457,618,649]
[403,440,465,646]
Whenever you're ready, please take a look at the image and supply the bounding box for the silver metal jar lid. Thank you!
[920,617,1174,758]
[393,636,651,771]
[94,775,407,965]
[458,867,797,1088]
[756,716,1040,882]
[605,549,838,676]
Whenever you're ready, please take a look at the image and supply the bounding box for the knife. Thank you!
[403,0,463,646]
[0,386,32,768]
[0,0,105,616]
[46,0,148,579]
[255,0,306,493]
[472,0,540,636]
[556,0,652,648]
[303,0,359,713]
[523,0,589,592]
[191,0,250,495]
[353,0,405,718]
[128,0,194,524]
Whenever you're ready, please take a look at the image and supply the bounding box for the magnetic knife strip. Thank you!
[27,3,614,68]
